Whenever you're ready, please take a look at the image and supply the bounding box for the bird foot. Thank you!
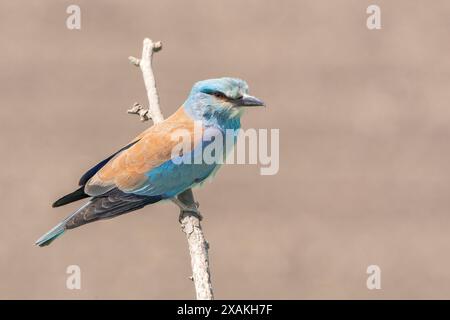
[171,197,203,222]
[178,209,203,223]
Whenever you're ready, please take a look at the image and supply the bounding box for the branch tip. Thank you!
[128,56,140,66]
[127,102,151,122]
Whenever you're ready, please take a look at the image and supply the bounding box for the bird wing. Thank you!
[84,107,204,197]
[52,139,142,208]
[78,139,141,187]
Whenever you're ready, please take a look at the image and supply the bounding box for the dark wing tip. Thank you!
[52,186,89,208]
[52,199,64,208]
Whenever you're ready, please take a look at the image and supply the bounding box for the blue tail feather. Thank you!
[36,201,91,247]
[35,223,66,247]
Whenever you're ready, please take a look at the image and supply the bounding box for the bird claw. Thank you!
[178,208,203,223]
[171,197,202,222]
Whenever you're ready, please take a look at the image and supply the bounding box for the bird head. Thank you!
[184,77,265,124]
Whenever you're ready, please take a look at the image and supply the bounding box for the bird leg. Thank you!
[171,196,203,222]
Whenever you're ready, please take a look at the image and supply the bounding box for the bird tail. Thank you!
[35,222,66,247]
[35,201,91,247]
[36,189,163,247]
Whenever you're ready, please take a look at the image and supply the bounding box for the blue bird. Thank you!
[36,78,264,246]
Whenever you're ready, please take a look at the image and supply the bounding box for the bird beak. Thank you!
[235,94,265,107]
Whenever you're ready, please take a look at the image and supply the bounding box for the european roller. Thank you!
[36,78,264,247]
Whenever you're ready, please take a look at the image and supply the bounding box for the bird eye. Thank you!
[212,91,227,99]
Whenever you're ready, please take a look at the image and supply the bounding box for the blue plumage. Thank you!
[36,78,264,246]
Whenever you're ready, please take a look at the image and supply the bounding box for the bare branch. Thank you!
[128,38,214,300]
[128,38,164,124]
[177,189,214,300]
[127,102,151,122]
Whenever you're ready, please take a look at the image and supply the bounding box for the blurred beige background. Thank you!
[1,0,450,299]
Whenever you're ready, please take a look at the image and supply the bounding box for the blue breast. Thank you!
[134,121,240,198]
